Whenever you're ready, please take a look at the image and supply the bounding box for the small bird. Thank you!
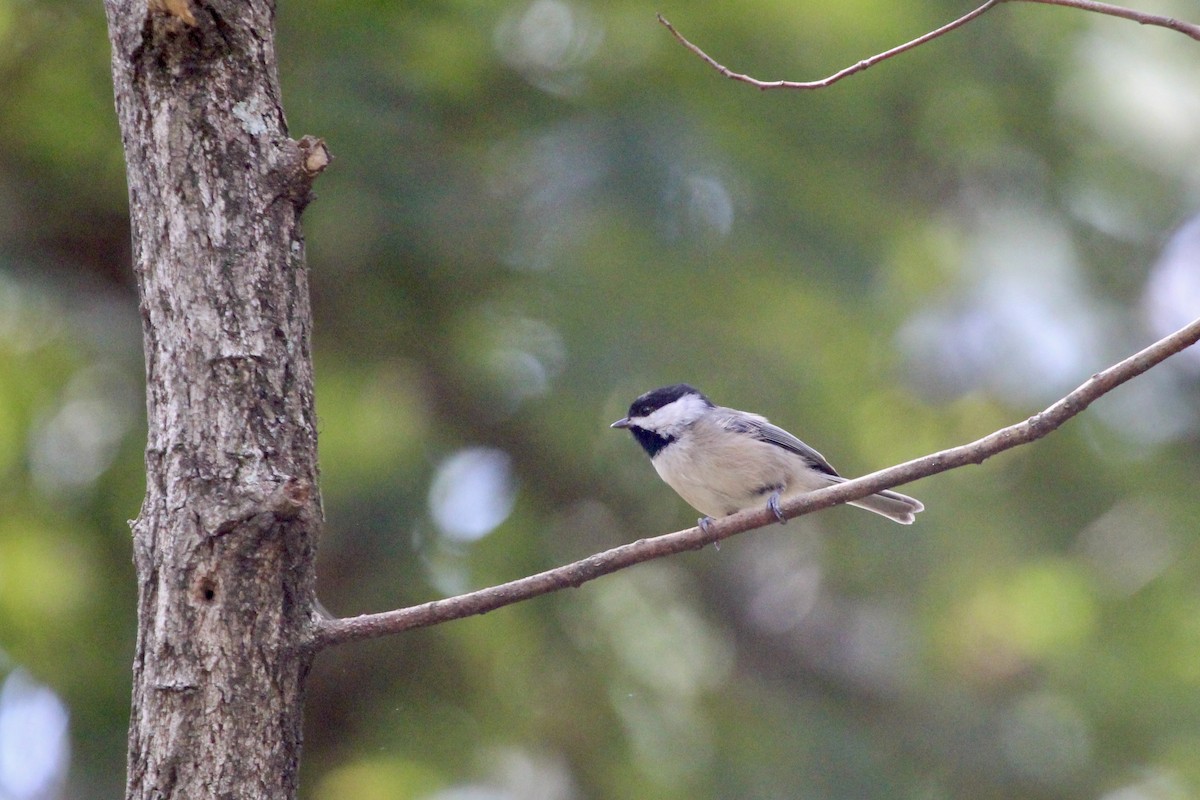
[612,384,923,528]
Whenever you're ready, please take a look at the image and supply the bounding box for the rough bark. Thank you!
[104,1,326,798]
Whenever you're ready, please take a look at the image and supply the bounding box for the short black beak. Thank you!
[610,417,631,429]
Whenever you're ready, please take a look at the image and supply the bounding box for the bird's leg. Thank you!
[767,492,787,525]
[697,516,724,550]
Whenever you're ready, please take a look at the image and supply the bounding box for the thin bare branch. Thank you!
[1021,0,1200,40]
[656,1,1002,90]
[313,315,1200,650]
[658,0,1200,90]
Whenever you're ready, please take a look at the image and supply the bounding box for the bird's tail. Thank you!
[819,474,924,524]
[848,488,924,524]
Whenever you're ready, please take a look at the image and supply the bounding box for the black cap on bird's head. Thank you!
[611,384,709,428]
[611,384,714,457]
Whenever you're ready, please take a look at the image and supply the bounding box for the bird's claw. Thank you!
[698,516,714,535]
[768,493,787,525]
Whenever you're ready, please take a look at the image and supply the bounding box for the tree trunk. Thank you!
[104,2,326,798]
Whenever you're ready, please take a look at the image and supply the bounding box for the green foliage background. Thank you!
[1,0,1199,798]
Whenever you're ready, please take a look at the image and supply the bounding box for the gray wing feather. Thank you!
[719,411,840,477]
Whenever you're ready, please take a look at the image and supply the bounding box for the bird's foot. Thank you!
[698,516,721,550]
[768,493,787,525]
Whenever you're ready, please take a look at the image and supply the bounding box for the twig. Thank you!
[313,315,1200,650]
[656,2,1002,90]
[658,0,1200,91]
[1021,0,1200,41]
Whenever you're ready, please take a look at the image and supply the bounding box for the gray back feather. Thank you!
[715,408,840,477]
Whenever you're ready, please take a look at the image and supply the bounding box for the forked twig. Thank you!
[658,0,1200,91]
[312,0,1200,649]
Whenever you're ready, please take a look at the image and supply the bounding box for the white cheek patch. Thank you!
[639,393,710,435]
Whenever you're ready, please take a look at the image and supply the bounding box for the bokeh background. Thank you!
[2,0,1200,798]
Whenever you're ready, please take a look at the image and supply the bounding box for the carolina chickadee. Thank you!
[612,384,923,527]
